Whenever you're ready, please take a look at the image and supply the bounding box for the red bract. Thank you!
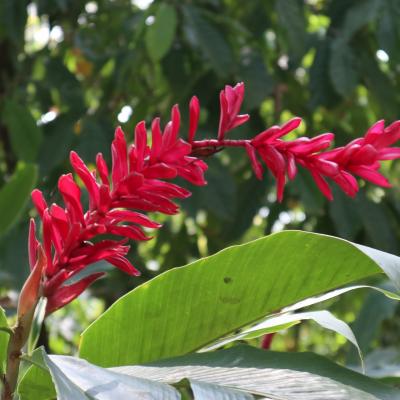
[29,82,400,314]
[30,106,207,315]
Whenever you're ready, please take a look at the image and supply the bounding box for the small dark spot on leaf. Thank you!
[224,277,232,284]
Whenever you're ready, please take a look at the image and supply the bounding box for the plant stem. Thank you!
[191,139,250,148]
[2,326,23,400]
[1,311,34,400]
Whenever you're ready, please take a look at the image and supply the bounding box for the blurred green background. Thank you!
[1,0,400,368]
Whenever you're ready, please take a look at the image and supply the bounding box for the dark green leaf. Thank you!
[275,0,307,62]
[3,101,43,162]
[183,158,236,221]
[309,39,340,110]
[340,0,381,40]
[239,53,273,109]
[329,186,363,240]
[182,5,234,77]
[329,39,358,97]
[145,4,177,62]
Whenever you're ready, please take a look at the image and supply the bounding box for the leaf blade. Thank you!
[79,231,400,367]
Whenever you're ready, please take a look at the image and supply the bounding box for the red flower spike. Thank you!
[28,82,400,315]
[29,103,209,313]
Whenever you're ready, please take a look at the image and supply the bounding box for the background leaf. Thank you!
[2,101,43,162]
[0,162,37,238]
[145,4,177,62]
[182,5,234,77]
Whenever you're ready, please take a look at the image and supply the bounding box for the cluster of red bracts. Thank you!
[25,81,400,316]
[214,83,400,202]
[29,106,207,314]
[247,117,400,201]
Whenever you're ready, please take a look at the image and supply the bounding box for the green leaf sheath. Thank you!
[0,307,9,375]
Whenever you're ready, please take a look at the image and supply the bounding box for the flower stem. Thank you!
[2,326,23,400]
[1,310,35,400]
[191,139,250,148]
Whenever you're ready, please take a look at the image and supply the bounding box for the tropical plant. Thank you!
[1,83,400,399]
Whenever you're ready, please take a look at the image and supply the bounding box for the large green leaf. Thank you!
[80,231,400,367]
[2,100,43,162]
[0,162,37,237]
[113,345,400,400]
[145,3,177,62]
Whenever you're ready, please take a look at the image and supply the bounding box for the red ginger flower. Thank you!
[30,105,207,315]
[27,81,400,315]
[247,118,400,201]
[189,83,400,201]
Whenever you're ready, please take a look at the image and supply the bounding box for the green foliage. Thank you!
[1,0,400,391]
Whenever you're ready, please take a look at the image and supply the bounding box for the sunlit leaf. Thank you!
[80,231,400,367]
